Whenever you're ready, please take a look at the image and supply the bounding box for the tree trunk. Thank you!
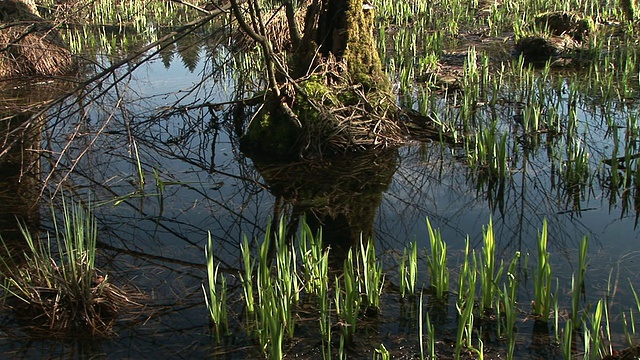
[305,0,388,91]
[240,0,403,158]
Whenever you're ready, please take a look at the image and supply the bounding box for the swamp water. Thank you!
[1,24,640,360]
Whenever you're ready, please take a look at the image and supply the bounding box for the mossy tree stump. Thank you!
[237,0,403,158]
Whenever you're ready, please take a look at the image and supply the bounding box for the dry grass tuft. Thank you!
[294,57,407,155]
[0,0,75,79]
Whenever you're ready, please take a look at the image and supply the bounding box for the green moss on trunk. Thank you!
[241,75,336,158]
[342,1,389,92]
[240,101,303,158]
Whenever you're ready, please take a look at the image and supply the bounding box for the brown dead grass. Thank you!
[0,0,75,79]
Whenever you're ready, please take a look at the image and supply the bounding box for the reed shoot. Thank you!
[479,218,503,312]
[425,218,449,300]
[400,240,418,298]
[204,231,228,340]
[533,219,552,321]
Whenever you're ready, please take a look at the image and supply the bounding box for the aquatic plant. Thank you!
[240,235,255,318]
[0,198,138,338]
[425,218,449,300]
[358,236,384,313]
[300,222,326,297]
[622,281,640,347]
[203,231,228,341]
[468,124,510,180]
[587,299,605,359]
[479,218,503,312]
[336,249,361,343]
[562,319,574,359]
[533,219,552,321]
[251,219,300,355]
[571,235,588,329]
[198,216,640,359]
[373,343,390,360]
[502,252,520,360]
[318,258,331,358]
[418,290,435,360]
[399,240,418,298]
[455,237,478,358]
[502,284,517,360]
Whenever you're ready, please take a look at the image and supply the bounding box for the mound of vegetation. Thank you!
[0,0,75,78]
[0,199,141,338]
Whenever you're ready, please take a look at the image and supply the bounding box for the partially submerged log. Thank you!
[0,0,75,79]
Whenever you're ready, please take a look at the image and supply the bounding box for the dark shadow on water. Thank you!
[250,149,399,266]
[0,82,52,240]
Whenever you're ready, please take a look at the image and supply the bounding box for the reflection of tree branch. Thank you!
[155,94,265,116]
[229,0,275,90]
[99,241,209,270]
[603,152,640,169]
[169,0,231,14]
[100,241,242,276]
[1,12,224,163]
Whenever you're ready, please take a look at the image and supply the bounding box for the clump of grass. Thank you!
[399,240,418,298]
[425,218,449,300]
[0,198,138,338]
[253,219,299,357]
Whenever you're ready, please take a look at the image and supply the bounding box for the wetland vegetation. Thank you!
[2,0,640,358]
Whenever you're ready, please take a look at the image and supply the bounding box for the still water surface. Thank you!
[1,43,639,358]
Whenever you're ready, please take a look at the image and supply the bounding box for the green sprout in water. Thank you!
[203,231,228,341]
[400,240,418,298]
[533,219,552,322]
[425,218,449,301]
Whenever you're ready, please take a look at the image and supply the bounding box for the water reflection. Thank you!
[252,149,398,265]
[0,110,40,239]
[0,79,77,239]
